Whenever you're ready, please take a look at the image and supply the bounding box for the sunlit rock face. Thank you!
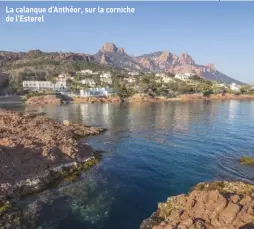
[140,181,254,229]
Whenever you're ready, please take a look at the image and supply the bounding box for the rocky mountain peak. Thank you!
[117,47,125,54]
[205,63,216,71]
[137,56,153,69]
[100,53,110,65]
[158,51,171,62]
[101,43,118,53]
[100,43,125,54]
[179,53,195,65]
[26,49,43,57]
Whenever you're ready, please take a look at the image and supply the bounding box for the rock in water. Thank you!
[26,95,64,105]
[140,181,254,229]
[0,109,105,202]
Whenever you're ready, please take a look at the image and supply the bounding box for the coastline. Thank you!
[18,93,254,106]
[0,109,105,213]
[125,93,254,103]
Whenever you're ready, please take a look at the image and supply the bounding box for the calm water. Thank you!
[1,100,254,229]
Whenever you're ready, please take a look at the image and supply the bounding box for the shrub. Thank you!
[203,89,213,97]
[240,157,254,165]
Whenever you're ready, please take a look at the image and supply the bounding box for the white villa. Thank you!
[124,77,136,84]
[155,74,174,84]
[57,74,74,81]
[80,87,113,97]
[80,69,99,75]
[155,73,166,77]
[58,73,68,78]
[128,71,139,76]
[174,73,194,81]
[230,83,240,92]
[23,80,68,92]
[214,83,227,88]
[100,72,112,85]
[80,79,96,87]
[81,69,93,75]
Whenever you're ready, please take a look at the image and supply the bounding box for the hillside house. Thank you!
[80,69,93,75]
[214,83,227,88]
[80,70,99,75]
[174,73,194,81]
[100,72,112,85]
[155,73,166,77]
[80,87,113,97]
[23,79,68,92]
[230,83,240,92]
[124,77,136,84]
[128,71,139,76]
[155,74,174,84]
[80,79,96,87]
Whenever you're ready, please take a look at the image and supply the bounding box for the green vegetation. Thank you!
[194,181,254,195]
[240,156,254,165]
[117,85,136,98]
[53,156,100,186]
[0,201,10,214]
[239,85,254,95]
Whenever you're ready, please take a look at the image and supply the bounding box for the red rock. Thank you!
[140,182,254,229]
[0,109,105,199]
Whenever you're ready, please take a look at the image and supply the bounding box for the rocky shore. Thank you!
[140,181,254,229]
[126,93,254,103]
[74,96,122,103]
[25,95,67,105]
[0,109,105,210]
[23,93,254,106]
[126,94,177,103]
[179,93,254,101]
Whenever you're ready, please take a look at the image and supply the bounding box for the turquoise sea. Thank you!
[1,100,254,229]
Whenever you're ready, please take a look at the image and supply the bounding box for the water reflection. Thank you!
[1,100,254,229]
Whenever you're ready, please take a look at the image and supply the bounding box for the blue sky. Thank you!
[0,2,254,83]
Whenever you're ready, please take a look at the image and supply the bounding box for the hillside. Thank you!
[0,49,117,91]
[0,43,243,85]
[95,43,243,84]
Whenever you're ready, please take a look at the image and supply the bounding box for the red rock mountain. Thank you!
[94,43,242,84]
[0,43,243,84]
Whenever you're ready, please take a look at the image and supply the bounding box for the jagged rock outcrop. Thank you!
[179,53,195,65]
[100,53,110,65]
[101,42,119,53]
[94,43,144,71]
[140,181,254,229]
[136,56,155,70]
[55,52,93,61]
[100,42,125,54]
[26,49,43,57]
[0,109,105,202]
[95,43,242,84]
[117,47,125,54]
